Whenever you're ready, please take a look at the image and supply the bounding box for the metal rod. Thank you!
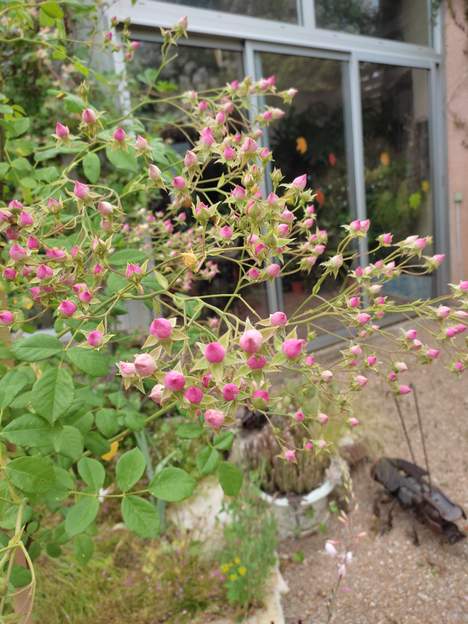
[392,393,417,465]
[410,383,432,488]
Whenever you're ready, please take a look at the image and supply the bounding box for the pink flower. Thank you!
[204,341,226,364]
[367,355,377,366]
[231,185,246,200]
[149,384,164,404]
[55,122,69,139]
[184,386,204,404]
[445,326,458,338]
[8,199,23,211]
[82,108,97,124]
[172,176,186,190]
[321,370,333,382]
[222,383,239,401]
[317,412,328,425]
[18,211,33,227]
[436,305,451,319]
[347,296,361,308]
[113,127,126,142]
[223,146,236,160]
[148,164,161,180]
[278,223,289,236]
[355,374,368,387]
[454,360,464,372]
[252,389,269,407]
[204,409,225,430]
[266,263,281,278]
[348,417,360,427]
[458,280,468,291]
[282,338,305,359]
[431,254,445,266]
[0,310,14,325]
[305,355,315,366]
[350,344,362,356]
[98,201,113,216]
[219,225,233,239]
[304,441,314,450]
[74,181,89,200]
[36,264,53,280]
[405,329,417,340]
[201,373,212,388]
[378,232,393,245]
[394,361,408,372]
[125,263,142,278]
[164,370,186,391]
[247,355,267,369]
[294,410,305,422]
[150,317,173,340]
[184,150,197,167]
[240,329,263,353]
[269,311,287,326]
[292,174,307,190]
[426,348,440,360]
[399,385,412,395]
[356,312,371,325]
[87,330,103,347]
[284,449,296,462]
[118,361,136,378]
[3,268,17,280]
[9,243,27,261]
[247,267,261,280]
[58,300,77,317]
[241,137,257,153]
[200,127,214,147]
[134,353,156,377]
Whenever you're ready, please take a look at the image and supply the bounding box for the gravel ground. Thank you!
[279,324,468,624]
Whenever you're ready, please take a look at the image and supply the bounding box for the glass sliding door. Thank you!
[360,62,433,299]
[256,51,353,337]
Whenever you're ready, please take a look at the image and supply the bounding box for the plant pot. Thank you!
[259,456,347,539]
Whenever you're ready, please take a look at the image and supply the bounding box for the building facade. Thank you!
[110,0,466,321]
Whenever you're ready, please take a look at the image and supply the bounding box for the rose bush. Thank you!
[0,2,467,619]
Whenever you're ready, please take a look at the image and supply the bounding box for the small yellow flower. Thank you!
[229,574,238,582]
[221,564,231,574]
[180,251,197,270]
[421,179,430,193]
[296,136,308,155]
[234,557,240,564]
[101,440,119,461]
[238,566,247,576]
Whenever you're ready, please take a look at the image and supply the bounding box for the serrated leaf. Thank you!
[67,347,110,378]
[196,447,220,476]
[108,249,147,267]
[31,367,74,423]
[149,467,196,502]
[95,408,119,437]
[121,496,159,538]
[116,448,146,492]
[2,414,52,447]
[12,334,63,362]
[83,152,100,183]
[77,457,105,491]
[65,497,99,536]
[0,369,30,408]
[213,431,234,451]
[54,425,83,460]
[6,456,55,494]
[3,117,30,138]
[106,146,138,173]
[218,462,243,497]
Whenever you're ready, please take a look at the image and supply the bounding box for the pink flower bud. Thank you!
[426,348,440,359]
[247,267,261,280]
[240,329,263,353]
[125,263,142,278]
[321,370,333,382]
[269,311,287,327]
[282,338,305,359]
[405,329,417,340]
[58,299,77,317]
[305,355,315,366]
[355,375,368,387]
[294,410,305,422]
[367,355,377,366]
[252,389,269,406]
[399,384,412,395]
[164,370,186,391]
[329,254,343,269]
[284,449,296,462]
[350,345,362,356]
[82,108,97,124]
[305,441,314,450]
[394,361,408,372]
[222,383,239,401]
[223,146,236,160]
[134,353,156,377]
[378,232,393,245]
[348,417,360,427]
[325,541,337,557]
[317,412,329,425]
[201,373,212,388]
[454,360,464,372]
[98,201,113,216]
[356,312,371,325]
[200,127,214,147]
[149,383,164,404]
[9,243,27,261]
[3,268,17,280]
[459,280,468,291]
[0,310,14,325]
[113,127,126,142]
[74,181,89,200]
[231,185,246,200]
[172,176,186,190]
[150,317,173,340]
[55,122,70,139]
[204,341,226,364]
[219,225,233,239]
[118,361,136,378]
[8,199,23,211]
[79,289,92,303]
[445,326,458,338]
[292,174,307,190]
[87,330,103,347]
[184,386,204,404]
[204,409,224,430]
[347,296,361,308]
[278,223,290,236]
[247,355,267,369]
[266,263,281,278]
[241,137,257,153]
[36,264,53,280]
[18,211,33,227]
[148,164,161,180]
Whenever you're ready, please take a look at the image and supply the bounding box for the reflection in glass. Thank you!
[158,0,298,23]
[258,53,351,337]
[129,43,269,319]
[315,0,430,46]
[361,62,433,299]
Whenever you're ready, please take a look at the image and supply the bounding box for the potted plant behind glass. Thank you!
[233,377,350,539]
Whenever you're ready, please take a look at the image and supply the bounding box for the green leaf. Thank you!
[42,2,64,18]
[108,249,147,267]
[213,431,234,451]
[176,423,204,439]
[67,347,110,378]
[124,411,146,432]
[10,565,32,588]
[116,448,146,492]
[77,457,105,491]
[3,117,30,138]
[196,447,220,476]
[149,467,196,502]
[2,414,52,447]
[121,496,159,538]
[84,432,110,456]
[74,534,94,564]
[54,426,83,460]
[218,462,243,497]
[83,152,100,183]
[12,334,63,362]
[6,456,54,494]
[65,497,99,537]
[31,367,75,423]
[95,408,119,437]
[0,369,30,408]
[106,145,138,173]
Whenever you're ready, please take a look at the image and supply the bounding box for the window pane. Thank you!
[361,63,433,299]
[158,0,299,23]
[315,0,430,46]
[258,52,352,337]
